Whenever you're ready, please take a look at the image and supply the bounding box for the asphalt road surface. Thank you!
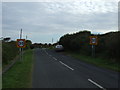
[32,48,119,89]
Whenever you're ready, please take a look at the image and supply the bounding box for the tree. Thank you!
[3,37,11,42]
[59,30,120,62]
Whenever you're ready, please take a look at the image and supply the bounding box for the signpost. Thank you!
[90,36,98,57]
[16,29,26,62]
[16,39,26,48]
[90,36,98,45]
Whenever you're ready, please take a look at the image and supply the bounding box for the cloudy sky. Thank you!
[1,0,118,43]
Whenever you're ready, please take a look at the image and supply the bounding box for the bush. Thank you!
[2,39,32,64]
[59,30,120,62]
[2,41,19,64]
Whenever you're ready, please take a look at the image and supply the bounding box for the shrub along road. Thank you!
[32,48,119,88]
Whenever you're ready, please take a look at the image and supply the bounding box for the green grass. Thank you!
[2,49,33,88]
[48,46,55,49]
[66,51,120,72]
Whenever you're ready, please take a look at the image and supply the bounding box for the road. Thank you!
[32,48,119,89]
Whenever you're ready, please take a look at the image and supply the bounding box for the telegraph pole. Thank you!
[20,29,22,62]
[20,29,22,39]
[26,35,27,40]
[52,38,53,44]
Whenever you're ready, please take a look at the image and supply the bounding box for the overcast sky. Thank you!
[2,0,118,43]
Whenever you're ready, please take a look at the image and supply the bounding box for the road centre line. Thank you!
[53,57,57,60]
[45,52,48,55]
[44,50,54,59]
[43,49,74,71]
[44,50,48,55]
[88,79,106,90]
[43,50,46,52]
[59,61,74,71]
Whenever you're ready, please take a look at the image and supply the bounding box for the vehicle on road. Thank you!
[55,45,64,52]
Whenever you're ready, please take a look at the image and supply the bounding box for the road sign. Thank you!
[90,36,98,45]
[17,39,26,48]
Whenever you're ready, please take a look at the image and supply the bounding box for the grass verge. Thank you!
[2,49,33,88]
[66,51,120,72]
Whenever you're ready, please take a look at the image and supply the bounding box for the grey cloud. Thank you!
[2,2,118,43]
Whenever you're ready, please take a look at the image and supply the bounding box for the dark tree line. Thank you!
[59,30,120,62]
[30,43,57,49]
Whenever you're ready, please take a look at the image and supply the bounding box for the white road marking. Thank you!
[53,57,57,60]
[59,61,74,71]
[44,50,49,55]
[88,79,106,90]
[44,50,46,53]
[45,52,48,54]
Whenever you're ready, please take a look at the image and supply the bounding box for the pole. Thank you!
[20,29,22,39]
[26,35,27,40]
[92,45,93,57]
[92,45,95,57]
[52,38,53,44]
[20,28,23,62]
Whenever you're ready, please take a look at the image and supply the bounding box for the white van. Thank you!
[55,45,64,52]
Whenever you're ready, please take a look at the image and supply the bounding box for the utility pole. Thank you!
[20,29,22,39]
[26,35,27,40]
[20,28,23,62]
[52,38,53,44]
